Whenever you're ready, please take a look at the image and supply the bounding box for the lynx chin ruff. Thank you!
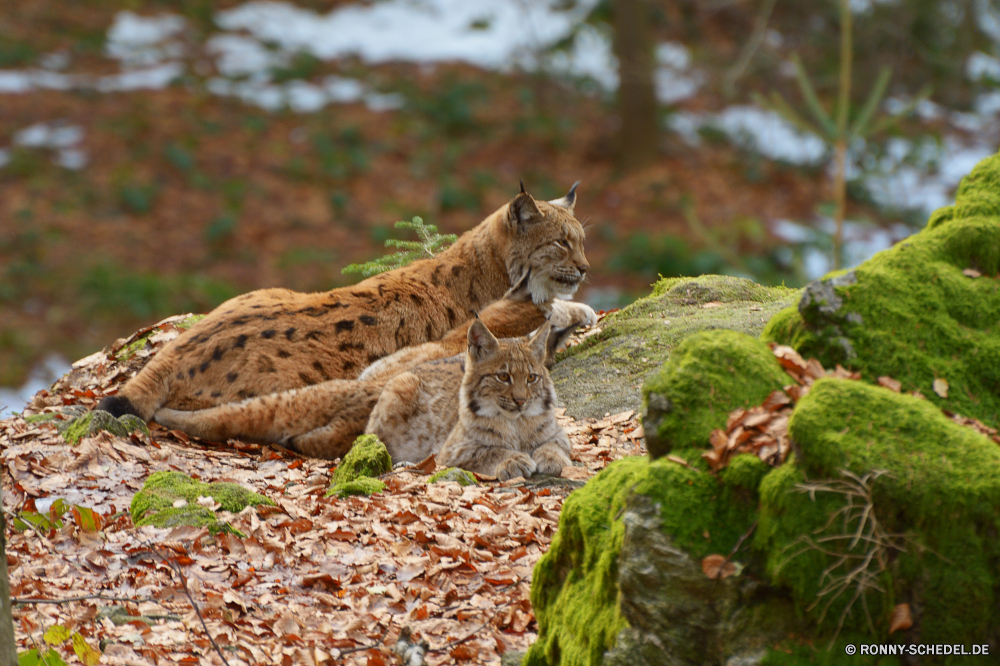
[369,319,573,481]
[98,183,590,429]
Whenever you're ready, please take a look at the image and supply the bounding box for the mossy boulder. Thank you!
[552,275,799,419]
[428,467,478,486]
[641,330,792,458]
[762,152,1000,428]
[759,379,1000,651]
[525,453,785,666]
[130,470,274,530]
[326,434,392,498]
[59,409,150,445]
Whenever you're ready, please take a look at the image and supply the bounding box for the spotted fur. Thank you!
[99,186,589,424]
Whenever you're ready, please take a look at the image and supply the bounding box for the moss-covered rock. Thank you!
[59,409,151,445]
[762,153,1000,428]
[641,329,793,458]
[328,477,387,498]
[115,313,205,361]
[525,452,770,666]
[130,470,273,530]
[758,378,1000,650]
[331,434,392,484]
[326,435,392,498]
[427,467,478,486]
[552,275,799,419]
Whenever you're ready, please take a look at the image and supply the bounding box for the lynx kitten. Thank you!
[367,319,573,481]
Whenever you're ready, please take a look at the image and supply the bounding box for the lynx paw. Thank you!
[494,453,537,481]
[549,299,598,330]
[533,447,571,476]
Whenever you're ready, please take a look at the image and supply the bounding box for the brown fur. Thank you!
[151,297,593,459]
[433,320,572,481]
[102,186,589,422]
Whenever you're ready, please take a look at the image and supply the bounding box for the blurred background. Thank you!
[1,0,999,414]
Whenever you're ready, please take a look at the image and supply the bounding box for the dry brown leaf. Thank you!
[560,466,590,480]
[701,554,736,579]
[933,377,949,398]
[772,345,808,371]
[888,603,913,634]
[761,390,792,411]
[962,268,982,278]
[877,376,902,392]
[665,455,690,468]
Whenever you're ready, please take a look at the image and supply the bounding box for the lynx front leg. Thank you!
[531,439,572,476]
[437,441,537,481]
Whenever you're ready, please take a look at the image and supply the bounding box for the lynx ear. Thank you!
[468,319,500,362]
[528,321,553,364]
[507,189,543,231]
[548,181,579,212]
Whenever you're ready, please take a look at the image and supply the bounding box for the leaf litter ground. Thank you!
[1,314,645,665]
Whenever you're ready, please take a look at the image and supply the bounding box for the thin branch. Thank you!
[714,520,757,581]
[336,622,392,657]
[142,541,231,666]
[14,594,154,605]
[723,0,777,96]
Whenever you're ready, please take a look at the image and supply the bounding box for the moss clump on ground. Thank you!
[762,152,1000,428]
[641,329,792,458]
[427,467,478,486]
[525,451,763,666]
[59,409,150,445]
[758,378,1000,652]
[326,435,392,498]
[329,477,387,498]
[551,275,799,419]
[130,470,274,530]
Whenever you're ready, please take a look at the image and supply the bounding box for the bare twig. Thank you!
[14,593,154,605]
[723,0,777,96]
[714,520,758,581]
[142,541,231,666]
[336,622,392,657]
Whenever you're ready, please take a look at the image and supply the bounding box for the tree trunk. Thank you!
[0,484,18,666]
[614,0,659,169]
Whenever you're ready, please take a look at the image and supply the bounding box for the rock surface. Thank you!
[526,150,1000,666]
[552,276,798,419]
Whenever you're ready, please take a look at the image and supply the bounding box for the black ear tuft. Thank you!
[519,179,526,194]
[566,180,580,206]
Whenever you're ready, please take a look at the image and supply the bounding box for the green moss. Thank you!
[641,329,793,458]
[762,151,1000,428]
[525,452,761,666]
[24,413,59,424]
[59,409,150,445]
[551,275,799,419]
[130,470,274,529]
[758,379,1000,649]
[327,477,387,498]
[428,467,478,486]
[331,434,392,485]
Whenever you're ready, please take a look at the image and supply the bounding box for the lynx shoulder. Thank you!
[99,184,589,423]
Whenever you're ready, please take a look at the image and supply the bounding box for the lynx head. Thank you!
[460,319,557,420]
[502,182,589,304]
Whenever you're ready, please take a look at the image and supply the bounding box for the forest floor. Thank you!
[2,316,645,665]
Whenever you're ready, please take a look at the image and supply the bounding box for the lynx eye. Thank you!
[527,373,540,383]
[553,239,568,249]
[496,372,511,383]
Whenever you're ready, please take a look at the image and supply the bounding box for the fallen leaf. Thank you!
[560,466,590,480]
[962,268,982,278]
[877,376,902,392]
[933,378,949,398]
[888,603,913,634]
[701,554,736,579]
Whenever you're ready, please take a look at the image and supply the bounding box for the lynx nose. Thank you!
[513,397,526,408]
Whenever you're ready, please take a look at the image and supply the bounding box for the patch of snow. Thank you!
[771,218,915,279]
[105,11,186,68]
[0,355,72,420]
[97,62,184,92]
[545,23,617,90]
[15,122,83,149]
[712,106,827,165]
[967,51,1000,81]
[0,148,9,168]
[56,149,88,170]
[655,42,701,104]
